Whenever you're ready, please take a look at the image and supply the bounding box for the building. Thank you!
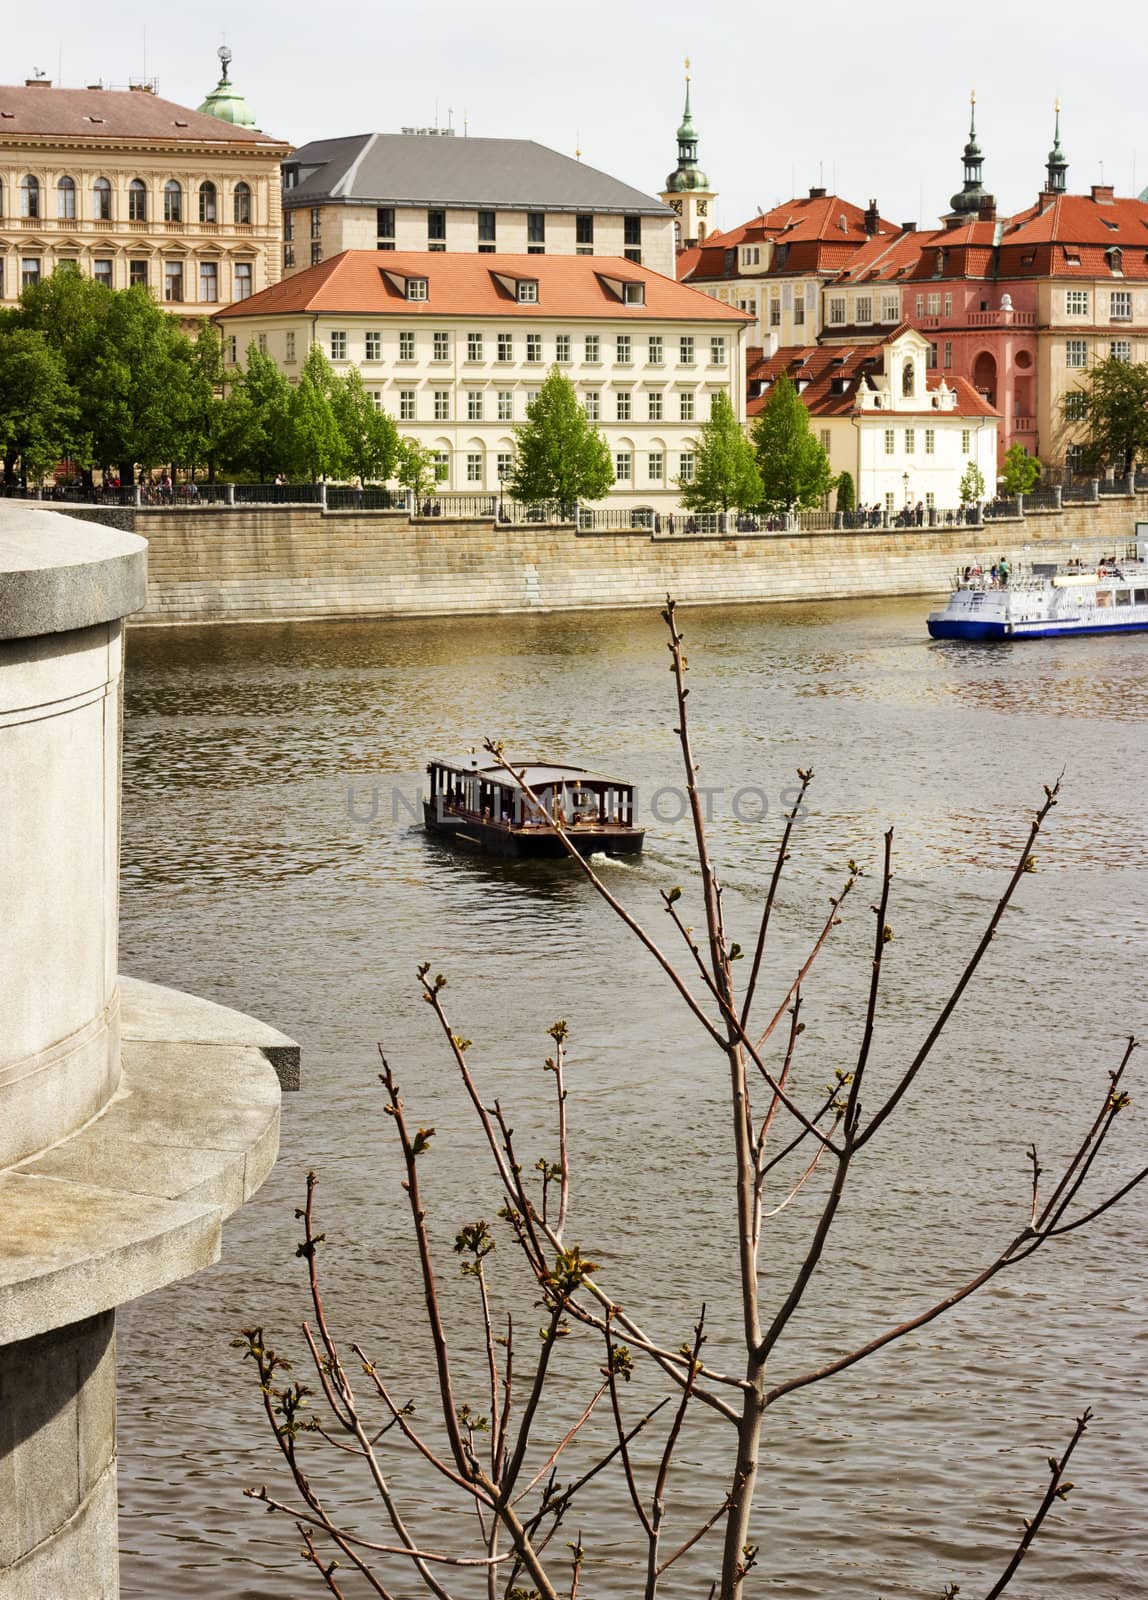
[0,54,289,312]
[216,250,751,507]
[281,132,677,280]
[747,327,999,513]
[659,69,718,251]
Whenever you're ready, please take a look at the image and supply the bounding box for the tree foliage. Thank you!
[288,345,345,482]
[835,468,856,515]
[1071,356,1148,471]
[507,365,614,506]
[332,368,400,487]
[0,327,77,482]
[959,459,987,504]
[750,374,835,513]
[394,438,438,500]
[676,391,763,511]
[999,443,1041,497]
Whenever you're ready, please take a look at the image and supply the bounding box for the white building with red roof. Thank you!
[217,249,752,508]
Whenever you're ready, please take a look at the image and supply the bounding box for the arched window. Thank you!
[93,176,112,221]
[902,360,915,397]
[57,175,76,219]
[233,181,252,224]
[128,179,147,222]
[21,175,40,219]
[164,179,183,223]
[199,180,217,223]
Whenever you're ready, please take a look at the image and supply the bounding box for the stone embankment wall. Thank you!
[67,494,1148,626]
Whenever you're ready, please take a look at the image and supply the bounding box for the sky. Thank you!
[8,0,1148,235]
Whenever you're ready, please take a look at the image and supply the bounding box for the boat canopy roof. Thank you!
[429,757,632,791]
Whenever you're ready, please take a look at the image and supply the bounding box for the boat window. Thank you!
[1115,589,1132,606]
[1134,588,1148,605]
[1096,591,1113,607]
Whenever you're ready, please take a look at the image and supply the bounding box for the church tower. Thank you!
[1045,100,1069,194]
[660,63,717,250]
[946,91,995,222]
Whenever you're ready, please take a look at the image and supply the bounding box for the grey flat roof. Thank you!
[431,759,632,789]
[283,133,673,217]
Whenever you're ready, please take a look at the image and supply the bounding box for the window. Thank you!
[284,245,295,269]
[400,330,415,360]
[679,391,695,422]
[93,259,113,288]
[884,428,895,455]
[527,212,545,252]
[1066,289,1088,316]
[556,334,572,364]
[881,293,899,323]
[926,343,937,370]
[129,259,148,289]
[648,451,664,481]
[199,181,217,223]
[467,453,483,484]
[93,176,112,220]
[164,260,184,302]
[710,336,726,365]
[234,182,252,224]
[624,213,641,262]
[377,205,395,240]
[1066,338,1088,368]
[585,334,601,362]
[467,332,483,362]
[517,279,538,303]
[1111,290,1132,320]
[927,292,940,316]
[856,296,872,324]
[1111,340,1132,362]
[647,390,663,422]
[944,292,953,316]
[961,428,971,453]
[615,451,632,481]
[234,262,252,301]
[56,175,76,219]
[648,335,663,364]
[310,208,322,240]
[284,211,294,244]
[434,390,450,421]
[497,391,513,421]
[257,333,268,356]
[622,282,645,305]
[616,390,632,421]
[794,294,805,327]
[819,428,831,452]
[433,331,450,360]
[905,427,916,455]
[285,330,296,362]
[433,452,450,483]
[617,334,632,363]
[925,428,936,455]
[926,492,935,511]
[576,213,593,247]
[330,330,348,360]
[914,294,924,317]
[428,209,446,245]
[163,180,182,222]
[399,390,416,421]
[225,335,237,364]
[526,333,542,362]
[365,331,382,360]
[199,260,218,303]
[828,297,846,325]
[311,242,322,266]
[127,179,147,222]
[467,390,484,421]
[497,452,513,479]
[21,175,40,218]
[477,209,495,244]
[368,390,384,412]
[22,258,42,288]
[407,277,428,301]
[944,340,953,369]
[678,451,696,482]
[583,391,601,421]
[769,299,781,327]
[680,335,695,364]
[1065,390,1088,420]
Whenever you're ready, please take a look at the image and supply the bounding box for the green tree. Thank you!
[507,365,613,507]
[0,326,77,484]
[999,443,1041,497]
[1070,356,1148,472]
[750,373,835,513]
[394,438,438,500]
[676,391,762,512]
[287,344,345,482]
[332,368,400,485]
[959,459,987,504]
[835,468,856,516]
[238,344,296,480]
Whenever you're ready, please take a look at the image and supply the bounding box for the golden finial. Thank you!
[1055,96,1061,114]
[685,56,691,79]
[970,88,976,106]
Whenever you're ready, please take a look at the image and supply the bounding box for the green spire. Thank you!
[198,45,257,128]
[1046,99,1068,193]
[949,90,989,215]
[666,61,709,193]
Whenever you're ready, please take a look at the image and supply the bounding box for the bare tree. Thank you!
[240,597,1144,1598]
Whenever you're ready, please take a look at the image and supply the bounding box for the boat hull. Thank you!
[928,615,1148,642]
[424,803,644,858]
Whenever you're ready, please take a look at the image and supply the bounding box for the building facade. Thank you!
[281,133,677,281]
[217,250,751,507]
[0,63,289,313]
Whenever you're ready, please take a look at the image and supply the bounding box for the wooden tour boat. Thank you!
[424,756,644,858]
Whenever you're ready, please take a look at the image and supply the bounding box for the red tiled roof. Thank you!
[745,339,1000,419]
[0,82,286,145]
[218,251,754,322]
[679,193,898,284]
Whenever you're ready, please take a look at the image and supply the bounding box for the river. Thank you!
[116,596,1148,1598]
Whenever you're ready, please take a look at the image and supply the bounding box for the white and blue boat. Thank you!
[927,544,1148,641]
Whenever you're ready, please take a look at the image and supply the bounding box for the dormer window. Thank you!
[406,277,428,301]
[517,279,538,303]
[1106,246,1124,276]
[622,282,645,305]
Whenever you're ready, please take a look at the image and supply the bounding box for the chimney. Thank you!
[24,77,52,88]
[1091,183,1115,204]
[901,221,917,232]
[978,200,997,221]
[808,186,827,199]
[864,199,880,235]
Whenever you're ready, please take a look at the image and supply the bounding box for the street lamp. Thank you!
[497,465,507,524]
[902,471,910,508]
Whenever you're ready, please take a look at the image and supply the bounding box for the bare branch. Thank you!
[982,1408,1093,1599]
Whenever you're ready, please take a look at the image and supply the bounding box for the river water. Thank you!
[116,597,1148,1599]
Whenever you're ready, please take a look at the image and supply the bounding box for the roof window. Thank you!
[622,281,645,305]
[406,277,428,301]
[517,279,538,303]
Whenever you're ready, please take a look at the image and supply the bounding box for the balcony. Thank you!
[968,309,1035,327]
[1011,416,1035,433]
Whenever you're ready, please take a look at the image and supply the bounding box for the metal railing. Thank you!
[984,497,1021,520]
[415,492,498,519]
[500,500,576,525]
[326,486,406,512]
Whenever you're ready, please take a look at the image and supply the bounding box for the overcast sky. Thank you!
[9,0,1146,237]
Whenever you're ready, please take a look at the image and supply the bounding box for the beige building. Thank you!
[281,132,676,281]
[0,63,289,313]
[217,249,751,508]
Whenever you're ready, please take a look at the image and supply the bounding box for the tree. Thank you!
[394,437,438,500]
[1070,356,1148,472]
[507,365,613,506]
[999,443,1041,497]
[0,326,76,484]
[750,373,835,513]
[676,391,763,511]
[332,368,400,485]
[239,603,1144,1600]
[959,459,987,504]
[835,468,855,516]
[287,345,346,482]
[238,345,296,481]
